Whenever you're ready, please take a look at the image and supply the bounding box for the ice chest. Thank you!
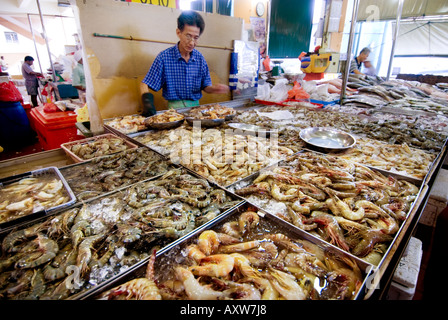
[30,106,84,150]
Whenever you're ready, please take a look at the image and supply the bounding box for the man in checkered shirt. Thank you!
[142,10,229,109]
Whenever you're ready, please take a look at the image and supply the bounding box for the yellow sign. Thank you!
[118,0,177,9]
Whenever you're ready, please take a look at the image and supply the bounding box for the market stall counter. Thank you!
[0,92,447,300]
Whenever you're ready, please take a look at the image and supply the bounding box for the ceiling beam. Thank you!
[0,14,46,44]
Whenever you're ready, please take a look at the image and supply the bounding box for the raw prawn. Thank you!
[326,196,365,221]
[238,210,259,234]
[100,250,161,300]
[351,230,393,257]
[175,267,225,300]
[186,244,207,263]
[189,254,234,277]
[15,234,59,269]
[197,230,220,256]
[267,267,306,300]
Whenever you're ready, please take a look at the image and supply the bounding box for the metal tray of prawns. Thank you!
[66,168,245,300]
[225,151,425,270]
[58,147,174,201]
[126,127,289,189]
[0,167,245,300]
[0,166,76,231]
[307,146,429,184]
[89,202,373,300]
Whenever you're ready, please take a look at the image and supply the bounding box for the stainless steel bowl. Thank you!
[145,118,184,130]
[227,122,275,135]
[185,117,225,128]
[299,127,356,150]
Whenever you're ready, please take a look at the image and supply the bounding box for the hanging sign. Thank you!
[117,0,177,9]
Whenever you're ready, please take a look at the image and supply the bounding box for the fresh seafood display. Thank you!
[185,104,236,119]
[61,148,171,200]
[129,125,295,186]
[64,135,135,161]
[325,104,448,134]
[233,105,447,151]
[170,131,294,186]
[329,137,436,179]
[130,124,190,155]
[233,152,420,264]
[344,75,448,115]
[143,209,365,300]
[105,115,146,134]
[0,174,72,226]
[0,169,242,300]
[145,109,184,125]
[1,72,446,301]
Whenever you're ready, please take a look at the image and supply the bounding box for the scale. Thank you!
[271,60,285,76]
[299,49,332,81]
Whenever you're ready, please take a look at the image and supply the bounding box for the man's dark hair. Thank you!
[177,11,205,35]
[24,56,34,62]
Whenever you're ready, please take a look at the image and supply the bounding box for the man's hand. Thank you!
[204,83,230,94]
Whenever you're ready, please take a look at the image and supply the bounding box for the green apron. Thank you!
[167,100,200,109]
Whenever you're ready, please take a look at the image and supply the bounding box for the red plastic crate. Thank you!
[30,106,84,150]
[21,103,34,131]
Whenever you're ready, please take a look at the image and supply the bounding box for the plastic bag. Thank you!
[263,56,272,72]
[43,102,60,113]
[287,81,310,100]
[269,80,289,102]
[0,81,23,103]
[255,82,271,101]
[302,80,317,93]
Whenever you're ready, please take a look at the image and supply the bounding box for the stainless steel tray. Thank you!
[0,167,244,300]
[127,129,287,189]
[89,202,373,300]
[0,166,76,231]
[227,151,424,268]
[59,147,172,201]
[299,127,356,151]
[309,147,426,184]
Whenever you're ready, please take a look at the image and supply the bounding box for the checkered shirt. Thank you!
[142,44,212,101]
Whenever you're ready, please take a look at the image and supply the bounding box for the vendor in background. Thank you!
[72,50,86,103]
[142,10,229,109]
[21,56,42,107]
[349,47,371,75]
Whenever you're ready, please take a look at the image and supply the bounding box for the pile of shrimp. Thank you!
[105,115,146,134]
[329,137,436,180]
[0,169,241,300]
[233,105,447,151]
[186,104,236,119]
[61,147,170,201]
[234,152,420,264]
[131,125,295,186]
[150,210,364,300]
